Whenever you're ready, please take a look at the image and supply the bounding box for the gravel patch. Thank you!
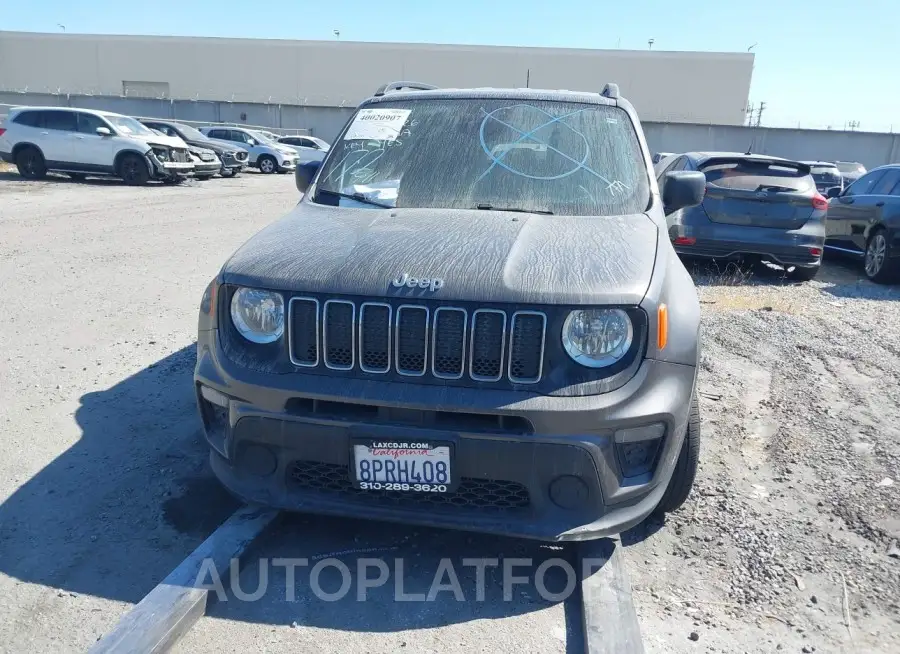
[629,260,900,653]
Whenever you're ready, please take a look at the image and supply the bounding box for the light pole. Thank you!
[333,30,340,40]
[648,38,654,50]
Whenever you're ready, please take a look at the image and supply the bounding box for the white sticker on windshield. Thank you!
[344,109,411,141]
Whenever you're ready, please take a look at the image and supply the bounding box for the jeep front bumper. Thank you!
[194,329,697,542]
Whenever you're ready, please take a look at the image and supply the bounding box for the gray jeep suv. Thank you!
[194,81,706,541]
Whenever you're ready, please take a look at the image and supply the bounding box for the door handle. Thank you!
[876,201,885,207]
[40,131,49,135]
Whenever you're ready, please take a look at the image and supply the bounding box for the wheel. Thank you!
[787,264,820,281]
[162,176,185,185]
[219,167,236,178]
[118,153,149,186]
[15,146,47,179]
[864,228,898,284]
[258,155,277,174]
[655,395,700,514]
[66,172,86,181]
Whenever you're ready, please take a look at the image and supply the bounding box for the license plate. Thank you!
[352,440,453,493]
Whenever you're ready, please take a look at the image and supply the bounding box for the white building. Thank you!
[0,31,753,124]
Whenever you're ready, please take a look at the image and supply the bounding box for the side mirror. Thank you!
[96,127,112,136]
[663,171,706,213]
[295,160,322,193]
[246,139,256,146]
[826,186,842,199]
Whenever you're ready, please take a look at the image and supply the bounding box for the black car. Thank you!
[825,164,900,283]
[802,161,844,195]
[139,119,248,177]
[654,152,827,280]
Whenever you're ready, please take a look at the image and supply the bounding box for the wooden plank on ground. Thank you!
[578,538,645,654]
[90,505,279,654]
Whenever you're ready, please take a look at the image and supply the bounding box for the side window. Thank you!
[672,158,689,172]
[298,138,316,148]
[845,170,886,197]
[232,131,253,144]
[13,111,42,127]
[656,156,682,183]
[207,129,226,139]
[77,113,108,134]
[870,169,900,195]
[43,111,77,132]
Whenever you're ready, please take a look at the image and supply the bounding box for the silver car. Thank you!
[199,126,298,174]
[276,135,331,164]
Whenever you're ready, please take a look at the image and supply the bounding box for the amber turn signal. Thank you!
[657,304,668,350]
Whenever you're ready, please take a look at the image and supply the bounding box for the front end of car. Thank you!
[219,148,248,174]
[194,212,700,542]
[147,144,195,180]
[188,146,221,178]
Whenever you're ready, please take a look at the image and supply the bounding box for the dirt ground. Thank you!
[0,170,897,653]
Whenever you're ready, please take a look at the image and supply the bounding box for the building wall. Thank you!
[0,31,754,125]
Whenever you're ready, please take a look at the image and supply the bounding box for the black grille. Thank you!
[172,148,191,163]
[289,298,319,366]
[360,303,390,373]
[509,312,546,383]
[288,298,546,384]
[432,308,466,378]
[289,461,530,512]
[324,301,354,369]
[396,306,428,375]
[470,310,506,380]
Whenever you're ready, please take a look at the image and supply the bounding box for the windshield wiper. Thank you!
[474,203,553,215]
[316,188,393,208]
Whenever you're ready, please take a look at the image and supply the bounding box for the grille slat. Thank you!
[508,311,547,384]
[323,300,355,370]
[289,299,546,384]
[395,306,429,376]
[359,303,391,373]
[288,298,319,367]
[469,309,506,381]
[432,308,466,379]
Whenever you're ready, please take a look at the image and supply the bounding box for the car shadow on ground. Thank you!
[817,253,900,301]
[0,171,193,186]
[0,345,601,648]
[0,345,239,606]
[202,511,586,651]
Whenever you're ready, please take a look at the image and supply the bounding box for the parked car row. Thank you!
[0,105,329,184]
[653,152,899,284]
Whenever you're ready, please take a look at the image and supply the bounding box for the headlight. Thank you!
[562,309,633,368]
[230,287,284,343]
[151,147,170,161]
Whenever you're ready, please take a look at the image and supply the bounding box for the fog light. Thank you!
[200,385,229,408]
[549,475,590,510]
[614,423,665,478]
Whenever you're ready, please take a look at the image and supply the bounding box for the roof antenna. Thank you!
[745,141,753,155]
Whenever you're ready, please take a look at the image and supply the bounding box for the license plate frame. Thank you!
[350,437,457,493]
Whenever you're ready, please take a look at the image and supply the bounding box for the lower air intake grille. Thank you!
[289,461,530,512]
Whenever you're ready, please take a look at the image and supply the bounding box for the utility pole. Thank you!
[746,102,755,126]
[755,101,766,127]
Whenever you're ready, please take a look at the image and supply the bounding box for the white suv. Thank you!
[0,106,195,185]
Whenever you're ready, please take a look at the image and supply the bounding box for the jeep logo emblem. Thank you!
[391,273,444,292]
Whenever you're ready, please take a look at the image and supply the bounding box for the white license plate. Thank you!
[353,441,452,491]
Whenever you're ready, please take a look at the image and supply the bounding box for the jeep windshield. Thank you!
[313,98,650,216]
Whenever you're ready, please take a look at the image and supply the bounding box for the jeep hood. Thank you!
[221,203,659,306]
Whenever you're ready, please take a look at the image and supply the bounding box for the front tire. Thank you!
[258,155,277,174]
[655,395,700,515]
[220,167,236,178]
[864,228,898,284]
[119,154,149,186]
[15,146,47,179]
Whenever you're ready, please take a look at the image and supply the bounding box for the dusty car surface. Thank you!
[194,81,707,541]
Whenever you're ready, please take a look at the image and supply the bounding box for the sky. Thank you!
[2,0,898,132]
